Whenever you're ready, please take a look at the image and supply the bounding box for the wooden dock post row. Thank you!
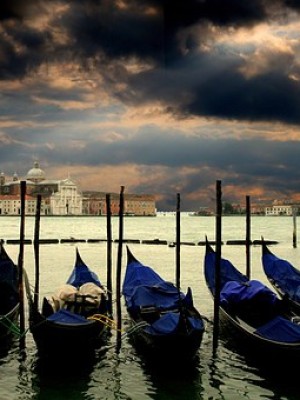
[2,238,280,246]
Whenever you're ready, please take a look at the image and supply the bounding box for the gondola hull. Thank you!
[123,247,205,361]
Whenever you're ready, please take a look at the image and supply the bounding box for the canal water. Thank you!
[0,214,299,399]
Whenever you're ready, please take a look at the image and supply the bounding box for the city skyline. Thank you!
[1,2,300,211]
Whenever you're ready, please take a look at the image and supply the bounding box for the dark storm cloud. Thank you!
[1,0,300,125]
[0,0,43,21]
[187,70,300,124]
[59,0,164,63]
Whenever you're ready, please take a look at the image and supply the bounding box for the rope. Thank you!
[120,321,149,340]
[94,320,150,353]
[88,313,149,343]
[0,315,29,338]
[88,314,124,332]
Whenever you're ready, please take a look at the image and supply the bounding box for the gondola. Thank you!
[122,247,205,360]
[262,241,300,314]
[0,243,19,344]
[25,248,109,358]
[204,240,300,362]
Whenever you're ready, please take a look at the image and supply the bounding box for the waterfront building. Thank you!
[0,162,156,216]
[82,192,156,216]
[0,162,82,215]
[265,203,298,216]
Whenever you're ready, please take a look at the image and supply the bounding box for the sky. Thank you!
[1,0,300,211]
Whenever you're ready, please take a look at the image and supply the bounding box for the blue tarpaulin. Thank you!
[67,263,101,288]
[144,313,204,335]
[204,251,248,294]
[255,316,300,342]
[123,259,184,311]
[47,309,90,324]
[144,313,180,335]
[220,280,278,307]
[126,283,184,310]
[262,252,300,302]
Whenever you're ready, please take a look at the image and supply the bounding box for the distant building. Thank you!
[265,203,299,216]
[0,161,82,215]
[82,192,156,216]
[0,162,156,216]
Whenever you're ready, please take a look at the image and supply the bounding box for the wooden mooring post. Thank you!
[176,193,181,290]
[213,180,222,352]
[293,207,297,248]
[116,186,125,351]
[106,194,113,317]
[34,194,42,310]
[18,181,26,351]
[246,195,251,279]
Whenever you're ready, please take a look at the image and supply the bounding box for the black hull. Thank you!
[30,316,107,357]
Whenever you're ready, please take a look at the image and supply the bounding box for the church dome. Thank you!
[26,161,46,182]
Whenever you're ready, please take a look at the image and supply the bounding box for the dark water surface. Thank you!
[0,214,299,399]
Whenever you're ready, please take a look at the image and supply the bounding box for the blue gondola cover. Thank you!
[262,251,300,302]
[220,280,278,307]
[47,309,90,324]
[255,316,300,342]
[67,263,101,288]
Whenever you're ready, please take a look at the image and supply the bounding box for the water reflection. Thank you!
[23,348,104,400]
[9,304,300,400]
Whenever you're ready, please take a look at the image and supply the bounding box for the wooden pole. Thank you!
[18,181,26,350]
[33,194,42,310]
[116,186,125,350]
[106,194,113,317]
[246,195,251,279]
[176,193,181,290]
[293,207,297,248]
[213,180,222,352]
